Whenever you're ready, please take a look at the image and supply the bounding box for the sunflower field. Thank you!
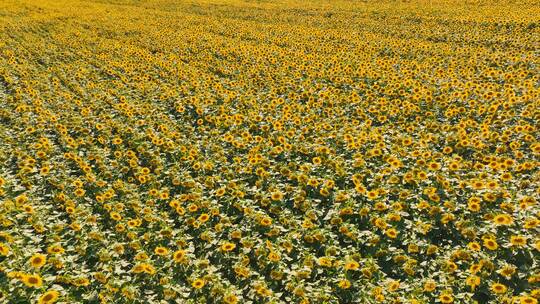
[0,0,539,303]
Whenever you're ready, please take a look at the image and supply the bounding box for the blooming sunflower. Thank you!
[191,279,205,289]
[344,260,360,271]
[22,274,43,288]
[29,253,47,268]
[38,290,60,304]
[223,294,238,304]
[337,279,351,289]
[439,293,454,303]
[491,283,507,294]
[154,246,169,256]
[492,214,513,226]
[483,238,499,250]
[173,249,186,263]
[221,242,236,252]
[0,243,9,256]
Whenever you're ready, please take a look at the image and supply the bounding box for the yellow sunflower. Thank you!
[38,290,60,304]
[29,253,47,268]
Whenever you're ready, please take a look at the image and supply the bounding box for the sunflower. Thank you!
[483,238,498,250]
[510,235,527,247]
[132,264,145,274]
[0,1,538,303]
[143,264,156,275]
[29,253,47,268]
[423,280,436,292]
[270,191,284,201]
[223,294,238,304]
[72,277,91,287]
[74,188,85,197]
[38,290,60,304]
[216,188,226,196]
[187,204,198,212]
[366,190,379,200]
[110,212,122,221]
[173,250,186,263]
[416,171,427,180]
[501,172,512,181]
[492,214,513,226]
[428,162,441,170]
[467,242,481,251]
[198,213,210,223]
[524,219,539,229]
[385,228,398,239]
[469,263,482,274]
[230,230,242,239]
[135,252,149,261]
[491,283,507,294]
[520,296,538,304]
[307,178,319,187]
[468,201,481,212]
[337,279,351,289]
[318,257,333,267]
[465,275,480,290]
[15,194,28,204]
[387,280,400,292]
[498,265,516,278]
[259,217,272,226]
[191,279,205,289]
[22,273,43,288]
[439,293,454,303]
[221,242,236,252]
[154,246,169,256]
[344,260,359,271]
[0,243,9,256]
[319,188,330,196]
[268,251,281,262]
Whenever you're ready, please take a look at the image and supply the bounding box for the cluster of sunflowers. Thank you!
[0,0,539,303]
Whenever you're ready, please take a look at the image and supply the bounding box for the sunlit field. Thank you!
[0,0,539,303]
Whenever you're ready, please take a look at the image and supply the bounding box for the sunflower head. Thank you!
[38,290,60,304]
[191,278,205,289]
[22,274,43,288]
[30,253,47,268]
